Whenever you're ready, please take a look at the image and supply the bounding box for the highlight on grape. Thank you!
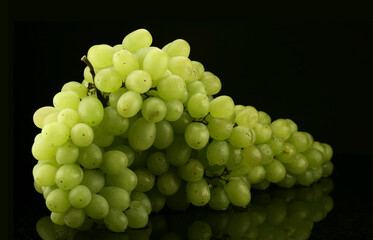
[31,28,334,233]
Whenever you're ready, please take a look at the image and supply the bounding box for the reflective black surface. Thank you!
[13,153,373,239]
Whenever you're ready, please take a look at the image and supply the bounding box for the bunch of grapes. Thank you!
[31,28,334,233]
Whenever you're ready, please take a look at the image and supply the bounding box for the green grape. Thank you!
[247,165,266,184]
[104,208,128,233]
[303,148,324,168]
[57,108,80,129]
[287,131,313,153]
[122,28,152,53]
[186,178,210,206]
[134,168,155,192]
[70,123,94,147]
[117,90,143,118]
[277,173,297,188]
[61,81,88,100]
[83,66,93,83]
[157,74,186,101]
[257,143,274,165]
[267,135,284,155]
[253,123,272,144]
[143,48,169,80]
[168,56,195,83]
[321,161,334,177]
[77,143,103,169]
[187,221,212,240]
[80,170,104,194]
[46,188,71,213]
[177,158,204,182]
[166,135,191,166]
[99,186,130,211]
[296,169,315,186]
[208,186,230,210]
[271,119,292,141]
[125,201,149,229]
[125,70,152,93]
[42,185,58,200]
[50,212,65,225]
[312,166,323,182]
[42,122,69,146]
[106,168,138,192]
[94,67,123,93]
[147,187,167,213]
[85,194,109,219]
[170,111,193,134]
[68,185,92,208]
[242,145,262,167]
[100,150,128,175]
[265,159,286,183]
[258,111,271,124]
[33,164,58,187]
[107,87,127,108]
[78,95,104,127]
[92,124,115,147]
[209,95,234,118]
[64,207,86,228]
[276,142,297,163]
[112,49,139,79]
[228,125,255,148]
[146,152,169,176]
[285,153,309,175]
[184,122,209,149]
[109,145,135,167]
[33,106,59,129]
[153,120,174,149]
[128,117,156,151]
[34,181,43,194]
[131,191,152,214]
[53,91,80,110]
[101,106,129,136]
[187,81,207,96]
[206,140,230,166]
[200,73,221,96]
[224,179,251,207]
[164,100,184,121]
[87,44,116,69]
[207,117,233,140]
[225,144,243,169]
[163,39,190,57]
[141,97,167,122]
[42,111,59,126]
[322,143,333,161]
[157,169,181,196]
[133,46,157,68]
[286,119,298,133]
[235,106,258,128]
[55,163,83,190]
[192,61,205,79]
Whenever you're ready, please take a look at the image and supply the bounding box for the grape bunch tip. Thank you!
[31,28,334,233]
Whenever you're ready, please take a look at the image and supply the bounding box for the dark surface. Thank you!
[10,22,373,239]
[13,153,373,239]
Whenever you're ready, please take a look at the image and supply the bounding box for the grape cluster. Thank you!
[35,178,334,239]
[31,28,334,233]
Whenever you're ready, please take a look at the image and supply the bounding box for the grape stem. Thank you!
[81,55,108,105]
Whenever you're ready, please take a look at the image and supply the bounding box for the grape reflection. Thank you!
[36,178,333,240]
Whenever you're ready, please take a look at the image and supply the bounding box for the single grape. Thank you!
[94,67,123,93]
[177,158,204,182]
[224,179,251,207]
[99,186,130,211]
[84,194,109,219]
[106,168,138,192]
[185,122,209,149]
[70,123,94,147]
[209,95,235,118]
[68,185,92,208]
[78,95,104,127]
[100,150,128,175]
[104,208,128,233]
[122,28,152,53]
[186,178,210,206]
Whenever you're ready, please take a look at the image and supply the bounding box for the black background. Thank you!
[7,9,373,240]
